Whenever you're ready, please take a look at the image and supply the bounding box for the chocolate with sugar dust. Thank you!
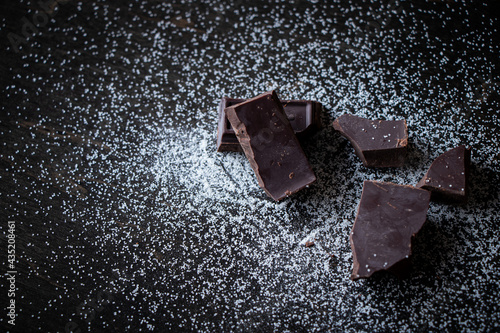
[333,114,408,167]
[217,97,321,152]
[350,180,431,280]
[416,145,471,203]
[224,91,316,201]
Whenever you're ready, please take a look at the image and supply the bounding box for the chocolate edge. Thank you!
[416,146,471,203]
[350,181,431,280]
[333,114,408,168]
[218,98,323,152]
[224,91,316,201]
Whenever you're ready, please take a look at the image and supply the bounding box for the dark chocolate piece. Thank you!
[350,181,431,280]
[217,97,322,152]
[332,114,408,167]
[416,145,471,203]
[224,91,316,201]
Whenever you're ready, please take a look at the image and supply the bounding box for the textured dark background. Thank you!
[1,0,499,332]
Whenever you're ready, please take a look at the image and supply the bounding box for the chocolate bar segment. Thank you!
[332,114,408,167]
[416,145,471,203]
[217,97,322,152]
[224,91,316,201]
[351,181,431,280]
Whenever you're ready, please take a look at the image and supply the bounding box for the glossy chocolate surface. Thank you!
[417,145,471,203]
[217,97,322,152]
[224,91,316,201]
[333,114,408,167]
[351,181,431,280]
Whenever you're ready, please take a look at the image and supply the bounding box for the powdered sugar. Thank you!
[2,0,499,331]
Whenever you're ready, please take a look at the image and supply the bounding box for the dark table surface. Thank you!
[1,0,499,332]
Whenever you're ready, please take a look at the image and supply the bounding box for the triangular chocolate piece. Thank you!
[416,145,471,203]
[351,181,431,280]
[332,114,408,167]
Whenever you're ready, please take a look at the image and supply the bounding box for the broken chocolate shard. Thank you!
[224,91,316,201]
[332,114,408,167]
[416,145,471,203]
[350,181,431,280]
[216,97,322,152]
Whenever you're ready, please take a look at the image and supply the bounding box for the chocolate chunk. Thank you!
[217,97,322,152]
[305,241,315,248]
[332,114,408,167]
[350,181,431,280]
[224,91,316,201]
[416,145,471,203]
